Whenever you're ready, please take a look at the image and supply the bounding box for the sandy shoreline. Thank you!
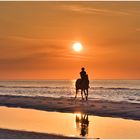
[0,128,79,139]
[0,95,140,121]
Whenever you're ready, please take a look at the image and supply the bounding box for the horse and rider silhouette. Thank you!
[75,67,89,101]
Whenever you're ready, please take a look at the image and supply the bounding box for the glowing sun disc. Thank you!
[72,42,83,52]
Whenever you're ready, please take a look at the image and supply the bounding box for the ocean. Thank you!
[0,80,140,103]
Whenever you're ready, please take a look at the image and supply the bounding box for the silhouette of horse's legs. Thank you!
[83,90,87,100]
[81,90,84,100]
[75,89,78,99]
[86,89,88,101]
[82,89,88,101]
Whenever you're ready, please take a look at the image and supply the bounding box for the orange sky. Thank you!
[0,1,140,80]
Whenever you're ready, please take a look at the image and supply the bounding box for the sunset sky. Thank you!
[0,1,140,80]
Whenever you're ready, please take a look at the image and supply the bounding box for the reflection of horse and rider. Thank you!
[75,67,89,100]
[75,113,89,136]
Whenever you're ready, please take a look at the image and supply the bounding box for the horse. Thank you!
[75,78,89,100]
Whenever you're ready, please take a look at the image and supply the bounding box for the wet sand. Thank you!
[0,95,139,120]
[0,128,79,139]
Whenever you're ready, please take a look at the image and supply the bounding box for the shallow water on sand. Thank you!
[0,106,140,139]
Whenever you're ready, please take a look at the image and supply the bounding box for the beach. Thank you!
[0,95,140,139]
[0,95,139,121]
[0,128,79,139]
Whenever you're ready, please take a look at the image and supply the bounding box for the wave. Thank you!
[0,85,140,91]
[90,87,140,91]
[0,86,71,89]
[0,86,50,89]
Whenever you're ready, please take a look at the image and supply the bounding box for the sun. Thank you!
[72,42,83,52]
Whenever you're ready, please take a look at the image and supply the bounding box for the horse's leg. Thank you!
[83,90,87,100]
[86,89,88,101]
[81,90,84,100]
[75,89,78,99]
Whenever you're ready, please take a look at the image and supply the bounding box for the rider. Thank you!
[80,67,89,88]
[80,67,87,80]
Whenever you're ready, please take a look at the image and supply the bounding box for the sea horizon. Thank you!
[1,79,140,81]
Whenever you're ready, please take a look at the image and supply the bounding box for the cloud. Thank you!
[0,35,74,71]
[0,51,63,71]
[0,35,69,58]
[58,4,139,16]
